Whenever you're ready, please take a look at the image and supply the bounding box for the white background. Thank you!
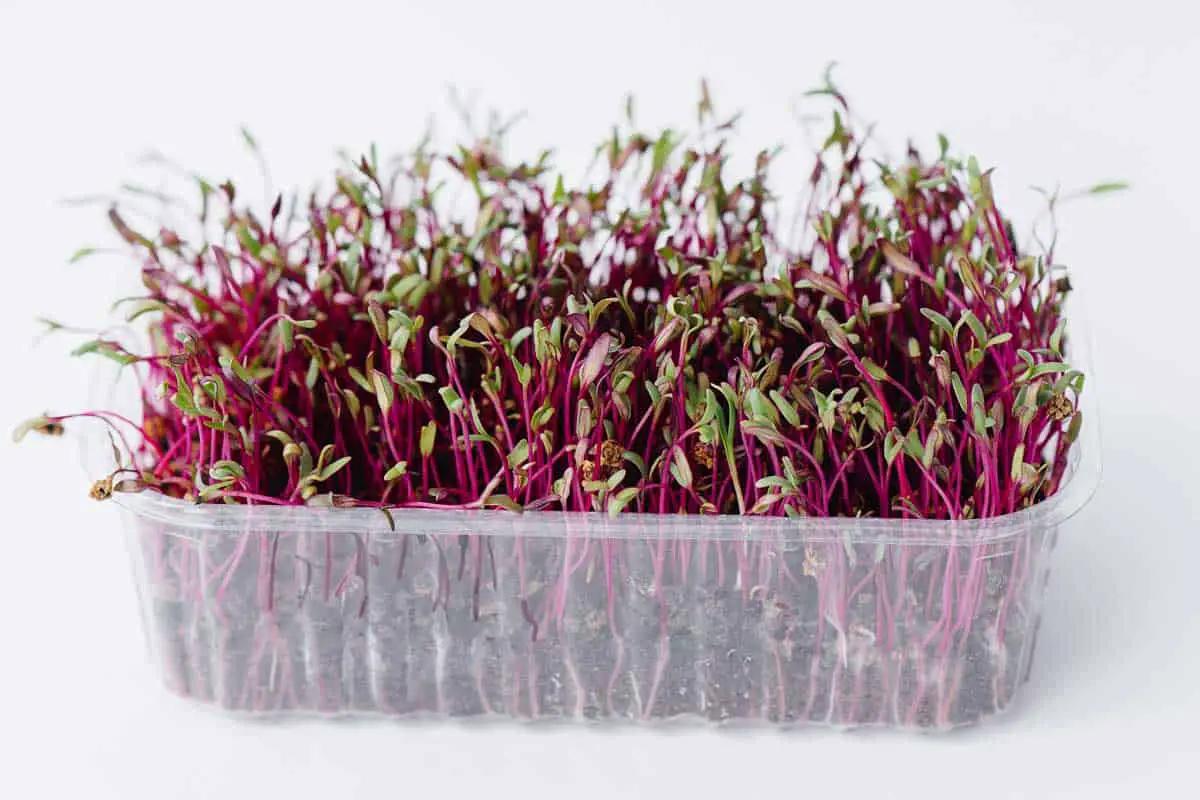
[1,1,1198,797]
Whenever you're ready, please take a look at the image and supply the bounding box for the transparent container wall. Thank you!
[100,306,1099,730]
[119,502,1078,729]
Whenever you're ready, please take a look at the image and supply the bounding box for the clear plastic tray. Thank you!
[83,310,1101,731]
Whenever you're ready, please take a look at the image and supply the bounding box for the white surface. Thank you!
[1,1,1198,797]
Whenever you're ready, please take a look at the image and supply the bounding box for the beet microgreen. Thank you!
[23,84,1099,525]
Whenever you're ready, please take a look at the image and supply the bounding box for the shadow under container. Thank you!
[114,440,1097,730]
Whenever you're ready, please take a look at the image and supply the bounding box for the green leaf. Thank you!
[957,310,987,346]
[798,272,847,303]
[956,256,983,299]
[239,125,260,152]
[987,332,1013,348]
[746,388,777,425]
[1049,322,1066,354]
[555,469,573,503]
[922,429,938,469]
[816,309,852,352]
[920,308,954,336]
[481,494,523,511]
[305,356,320,390]
[1010,444,1026,482]
[741,422,788,446]
[210,460,245,481]
[769,389,802,428]
[391,273,427,304]
[780,314,806,335]
[589,298,619,329]
[651,129,677,174]
[509,326,534,352]
[69,246,100,264]
[218,353,254,384]
[861,358,889,382]
[123,299,169,322]
[515,361,532,387]
[171,391,196,415]
[198,479,235,501]
[420,421,437,457]
[607,486,640,517]
[72,339,138,366]
[582,478,610,493]
[951,373,969,414]
[1020,361,1070,382]
[812,388,836,433]
[883,430,904,465]
[265,430,293,446]
[902,428,924,461]
[797,342,826,368]
[507,439,530,469]
[967,155,981,182]
[372,370,394,414]
[531,405,555,431]
[866,301,900,317]
[34,316,70,335]
[622,450,647,476]
[367,301,388,343]
[971,384,987,436]
[575,399,594,438]
[337,177,367,210]
[579,333,612,386]
[467,313,497,339]
[445,315,473,355]
[1081,182,1130,195]
[277,317,295,352]
[384,461,408,481]
[804,61,842,97]
[605,468,626,491]
[315,456,352,483]
[750,493,783,513]
[670,447,693,488]
[467,399,490,440]
[644,380,662,407]
[816,211,834,241]
[1066,410,1084,443]
[297,444,313,477]
[861,397,886,433]
[317,444,336,473]
[880,240,923,278]
[438,386,463,414]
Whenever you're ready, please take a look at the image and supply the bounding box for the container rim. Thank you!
[81,297,1102,546]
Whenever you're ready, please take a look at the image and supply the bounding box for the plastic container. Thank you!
[88,317,1100,731]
